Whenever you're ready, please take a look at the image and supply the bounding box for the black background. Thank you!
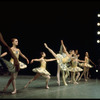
[0,0,100,77]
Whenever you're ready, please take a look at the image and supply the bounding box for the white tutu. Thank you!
[56,54,69,71]
[32,67,50,75]
[79,63,93,68]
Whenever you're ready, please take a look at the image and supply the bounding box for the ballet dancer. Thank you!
[1,38,29,94]
[0,32,19,93]
[24,52,57,89]
[78,52,96,81]
[44,40,74,86]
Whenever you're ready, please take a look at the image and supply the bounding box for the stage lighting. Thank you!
[97,23,100,26]
[97,14,100,17]
[96,70,98,72]
[97,31,100,35]
[97,40,100,43]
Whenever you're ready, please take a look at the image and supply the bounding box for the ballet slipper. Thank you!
[46,86,49,89]
[11,89,16,94]
[64,83,68,86]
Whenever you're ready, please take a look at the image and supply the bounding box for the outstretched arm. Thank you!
[45,58,57,62]
[89,59,96,67]
[19,49,29,64]
[61,40,69,56]
[44,43,57,59]
[30,58,42,64]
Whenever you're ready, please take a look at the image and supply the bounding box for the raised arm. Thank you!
[61,40,69,56]
[19,49,29,64]
[44,43,57,59]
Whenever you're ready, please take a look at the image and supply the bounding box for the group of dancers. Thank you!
[0,33,96,94]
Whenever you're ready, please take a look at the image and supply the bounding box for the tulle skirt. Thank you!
[10,60,27,69]
[32,67,50,75]
[69,66,83,72]
[0,58,16,73]
[56,54,69,71]
[79,63,93,68]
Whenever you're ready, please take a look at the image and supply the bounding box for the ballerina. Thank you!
[74,50,81,82]
[1,38,29,94]
[24,52,57,89]
[44,40,74,86]
[78,52,96,81]
[0,33,19,93]
[68,52,85,84]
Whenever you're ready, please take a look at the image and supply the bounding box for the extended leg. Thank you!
[24,73,41,88]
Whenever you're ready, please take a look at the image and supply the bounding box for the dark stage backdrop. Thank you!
[0,1,100,77]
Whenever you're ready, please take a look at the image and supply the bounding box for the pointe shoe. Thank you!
[64,83,68,86]
[46,86,49,89]
[85,79,87,82]
[12,89,16,94]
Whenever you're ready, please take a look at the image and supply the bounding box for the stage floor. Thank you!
[0,75,100,99]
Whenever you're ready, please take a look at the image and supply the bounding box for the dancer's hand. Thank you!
[61,40,63,44]
[44,43,48,48]
[26,59,29,64]
[30,59,34,64]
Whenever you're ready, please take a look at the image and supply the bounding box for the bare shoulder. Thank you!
[85,56,88,59]
[16,48,20,52]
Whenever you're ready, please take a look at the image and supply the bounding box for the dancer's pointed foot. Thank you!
[11,89,16,94]
[46,86,49,89]
[64,83,68,86]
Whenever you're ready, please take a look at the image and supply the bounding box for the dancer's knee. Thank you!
[48,76,51,79]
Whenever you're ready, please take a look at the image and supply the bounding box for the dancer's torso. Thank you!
[72,59,78,68]
[40,59,46,69]
[85,57,89,64]
[10,48,20,63]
